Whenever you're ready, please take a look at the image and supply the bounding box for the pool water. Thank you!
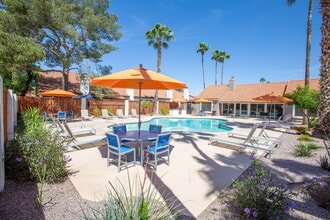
[124,117,233,133]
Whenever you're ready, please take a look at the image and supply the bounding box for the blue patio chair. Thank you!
[113,124,134,144]
[67,111,74,122]
[148,124,162,142]
[106,133,136,172]
[144,133,171,171]
[42,112,51,122]
[57,111,67,123]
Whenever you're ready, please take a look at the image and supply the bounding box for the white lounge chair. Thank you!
[116,109,128,118]
[262,116,293,131]
[63,123,106,150]
[80,109,93,121]
[53,119,96,137]
[101,109,113,120]
[210,125,277,158]
[228,123,282,147]
[131,108,139,118]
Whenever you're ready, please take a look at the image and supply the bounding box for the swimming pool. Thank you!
[115,117,233,133]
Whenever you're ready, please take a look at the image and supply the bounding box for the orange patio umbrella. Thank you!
[253,92,293,119]
[253,92,293,103]
[90,64,187,134]
[39,89,77,97]
[173,98,186,102]
[194,98,211,103]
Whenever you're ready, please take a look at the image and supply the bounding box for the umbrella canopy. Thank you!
[173,98,186,102]
[253,92,293,103]
[90,64,187,90]
[194,98,211,103]
[90,64,187,134]
[253,92,293,120]
[39,89,77,97]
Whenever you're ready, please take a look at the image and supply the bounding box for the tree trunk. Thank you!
[215,61,218,85]
[202,54,205,89]
[302,0,314,126]
[20,65,33,96]
[317,0,330,133]
[153,39,162,114]
[305,0,313,87]
[62,67,69,90]
[221,61,225,85]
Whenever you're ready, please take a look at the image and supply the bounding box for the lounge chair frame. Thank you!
[210,125,277,158]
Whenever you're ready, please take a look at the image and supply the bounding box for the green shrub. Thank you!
[230,153,328,219]
[297,134,314,142]
[318,155,330,171]
[141,100,150,114]
[293,126,309,135]
[93,108,101,117]
[231,158,290,219]
[160,107,169,115]
[293,142,320,157]
[5,107,68,182]
[310,117,318,128]
[107,108,113,116]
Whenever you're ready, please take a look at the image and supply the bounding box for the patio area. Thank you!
[65,116,286,217]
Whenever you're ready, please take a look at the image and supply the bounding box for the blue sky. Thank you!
[101,0,322,96]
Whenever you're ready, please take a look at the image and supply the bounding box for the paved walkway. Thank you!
[65,116,288,218]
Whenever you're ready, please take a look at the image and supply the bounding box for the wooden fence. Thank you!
[18,96,171,117]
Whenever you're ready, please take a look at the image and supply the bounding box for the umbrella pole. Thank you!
[138,82,142,137]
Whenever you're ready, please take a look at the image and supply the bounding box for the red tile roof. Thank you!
[197,79,319,102]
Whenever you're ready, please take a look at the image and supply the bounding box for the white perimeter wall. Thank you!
[0,77,4,191]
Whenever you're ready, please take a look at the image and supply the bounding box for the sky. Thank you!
[101,0,322,96]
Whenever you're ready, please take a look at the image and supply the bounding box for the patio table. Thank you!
[115,130,159,164]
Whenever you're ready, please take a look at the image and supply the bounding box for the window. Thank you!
[223,103,234,116]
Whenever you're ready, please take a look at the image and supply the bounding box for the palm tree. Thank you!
[287,0,314,87]
[212,50,221,85]
[146,23,174,113]
[219,51,230,85]
[317,0,330,133]
[197,42,210,89]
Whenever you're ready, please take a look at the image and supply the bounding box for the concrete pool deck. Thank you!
[65,116,288,218]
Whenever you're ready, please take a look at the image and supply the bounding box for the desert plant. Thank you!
[82,137,181,219]
[293,126,310,135]
[107,108,113,116]
[310,116,318,128]
[6,107,68,182]
[160,106,169,115]
[93,108,101,117]
[297,134,314,142]
[318,155,330,171]
[5,107,70,207]
[231,158,290,219]
[141,100,150,114]
[293,142,320,157]
[230,153,328,219]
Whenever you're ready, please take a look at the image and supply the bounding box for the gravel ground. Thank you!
[0,130,329,219]
[197,130,330,220]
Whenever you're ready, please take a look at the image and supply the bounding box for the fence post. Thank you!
[0,77,4,191]
[7,90,15,141]
[125,99,129,116]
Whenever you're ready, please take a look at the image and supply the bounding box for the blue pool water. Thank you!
[118,117,233,133]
